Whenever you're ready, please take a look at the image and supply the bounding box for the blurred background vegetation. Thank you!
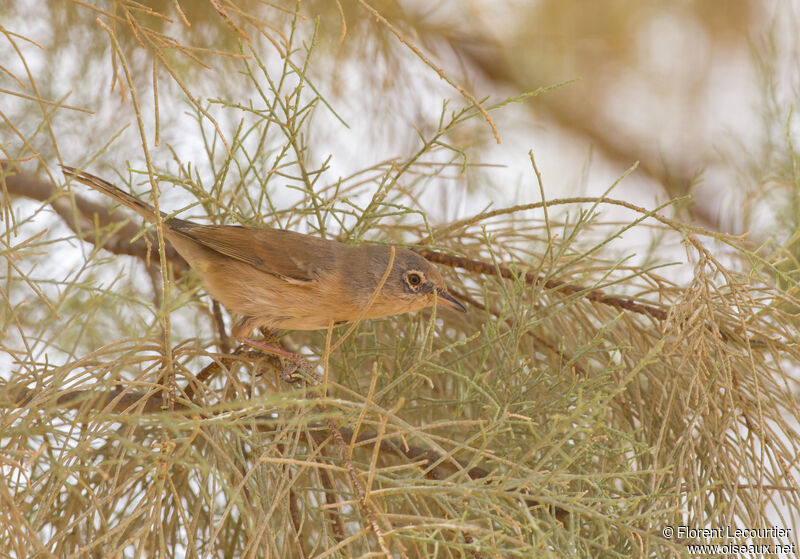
[2,1,800,557]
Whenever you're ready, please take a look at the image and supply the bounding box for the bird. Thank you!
[61,166,466,351]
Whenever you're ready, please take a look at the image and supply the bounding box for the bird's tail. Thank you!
[61,165,162,223]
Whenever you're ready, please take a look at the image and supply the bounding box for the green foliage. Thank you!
[2,2,800,558]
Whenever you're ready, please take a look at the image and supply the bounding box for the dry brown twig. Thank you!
[2,379,571,525]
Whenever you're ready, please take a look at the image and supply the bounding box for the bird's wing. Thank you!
[170,222,334,284]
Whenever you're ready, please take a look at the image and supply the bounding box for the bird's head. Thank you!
[361,248,466,318]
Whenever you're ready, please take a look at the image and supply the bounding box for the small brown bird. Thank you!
[62,166,465,342]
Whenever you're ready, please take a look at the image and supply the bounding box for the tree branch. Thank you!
[2,162,187,272]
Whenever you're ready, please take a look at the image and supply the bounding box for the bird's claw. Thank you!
[241,337,317,384]
[279,359,307,383]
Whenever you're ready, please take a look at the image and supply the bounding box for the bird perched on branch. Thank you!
[62,166,465,371]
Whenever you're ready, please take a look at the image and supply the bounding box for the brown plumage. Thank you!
[62,166,465,338]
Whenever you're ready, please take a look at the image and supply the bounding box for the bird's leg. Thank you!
[239,327,314,383]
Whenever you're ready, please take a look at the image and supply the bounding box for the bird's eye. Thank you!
[406,271,423,287]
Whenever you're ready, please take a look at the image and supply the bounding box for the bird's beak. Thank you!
[435,288,467,313]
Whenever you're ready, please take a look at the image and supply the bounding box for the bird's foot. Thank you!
[278,359,309,384]
[241,338,316,384]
